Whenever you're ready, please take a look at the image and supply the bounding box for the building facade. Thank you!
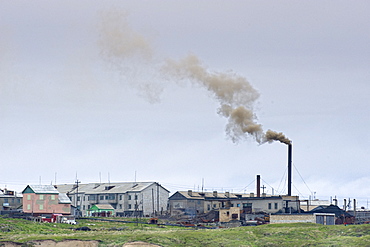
[270,213,336,225]
[169,190,301,218]
[56,182,170,217]
[22,185,71,215]
[0,188,22,211]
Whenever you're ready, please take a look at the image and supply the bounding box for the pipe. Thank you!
[288,144,292,196]
[256,175,261,197]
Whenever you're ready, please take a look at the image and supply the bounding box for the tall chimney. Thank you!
[354,199,357,224]
[287,144,292,196]
[256,175,261,197]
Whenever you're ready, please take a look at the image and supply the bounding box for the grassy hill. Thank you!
[0,217,369,246]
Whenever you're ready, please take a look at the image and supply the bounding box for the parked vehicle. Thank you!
[40,214,76,224]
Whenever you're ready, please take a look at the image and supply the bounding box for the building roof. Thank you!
[22,185,59,194]
[56,182,170,195]
[0,189,22,198]
[88,204,115,211]
[170,191,283,200]
[58,193,72,204]
[309,205,353,217]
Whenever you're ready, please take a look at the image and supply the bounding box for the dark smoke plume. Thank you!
[264,129,291,145]
[99,9,289,145]
[162,55,263,143]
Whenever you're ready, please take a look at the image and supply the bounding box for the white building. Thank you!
[56,182,169,217]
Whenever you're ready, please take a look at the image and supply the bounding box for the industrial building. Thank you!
[169,190,300,219]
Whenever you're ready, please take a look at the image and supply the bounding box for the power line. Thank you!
[276,168,287,195]
[293,164,312,194]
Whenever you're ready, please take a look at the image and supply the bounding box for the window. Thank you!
[107,195,115,200]
[100,195,104,200]
[83,205,85,210]
[27,195,31,200]
[105,195,109,200]
[51,195,55,200]
[268,203,272,209]
[134,195,138,200]
[237,204,240,207]
[77,196,81,201]
[128,204,132,209]
[39,204,44,210]
[39,195,44,200]
[4,198,8,203]
[88,205,91,209]
[27,204,31,210]
[275,203,278,209]
[128,195,132,200]
[119,195,123,200]
[119,204,122,209]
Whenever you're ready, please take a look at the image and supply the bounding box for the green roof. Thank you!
[88,204,114,212]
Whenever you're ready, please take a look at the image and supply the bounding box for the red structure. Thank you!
[22,185,71,215]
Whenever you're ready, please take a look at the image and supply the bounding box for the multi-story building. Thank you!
[56,182,170,217]
[0,188,22,211]
[22,185,71,215]
[169,190,300,217]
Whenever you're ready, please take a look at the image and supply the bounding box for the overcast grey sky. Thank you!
[1,1,369,208]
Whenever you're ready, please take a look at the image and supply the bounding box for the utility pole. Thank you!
[151,188,155,216]
[135,193,138,226]
[261,185,266,195]
[75,179,81,216]
[157,183,160,215]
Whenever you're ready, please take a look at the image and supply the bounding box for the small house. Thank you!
[87,204,115,217]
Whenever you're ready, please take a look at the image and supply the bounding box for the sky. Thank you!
[1,1,369,209]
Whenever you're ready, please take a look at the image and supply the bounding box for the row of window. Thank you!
[26,204,43,210]
[2,198,22,204]
[204,202,278,211]
[268,203,279,210]
[80,204,136,211]
[26,195,56,200]
[77,194,139,202]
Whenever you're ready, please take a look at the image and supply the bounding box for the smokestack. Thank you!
[256,175,261,197]
[287,144,292,196]
[354,199,357,224]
